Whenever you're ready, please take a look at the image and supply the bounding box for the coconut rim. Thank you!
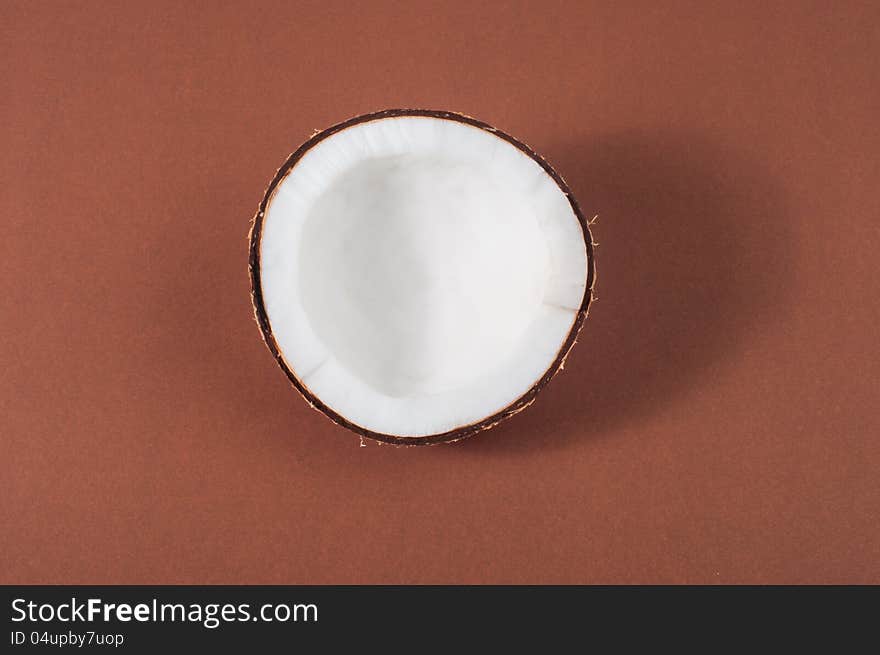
[248,108,596,446]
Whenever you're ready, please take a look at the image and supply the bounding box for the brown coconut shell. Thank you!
[249,109,596,446]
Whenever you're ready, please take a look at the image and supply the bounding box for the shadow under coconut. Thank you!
[451,129,795,455]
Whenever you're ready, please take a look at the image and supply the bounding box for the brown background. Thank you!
[2,1,879,584]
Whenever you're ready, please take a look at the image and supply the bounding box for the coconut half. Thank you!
[249,109,595,445]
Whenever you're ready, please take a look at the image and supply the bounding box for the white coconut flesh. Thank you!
[258,115,588,438]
